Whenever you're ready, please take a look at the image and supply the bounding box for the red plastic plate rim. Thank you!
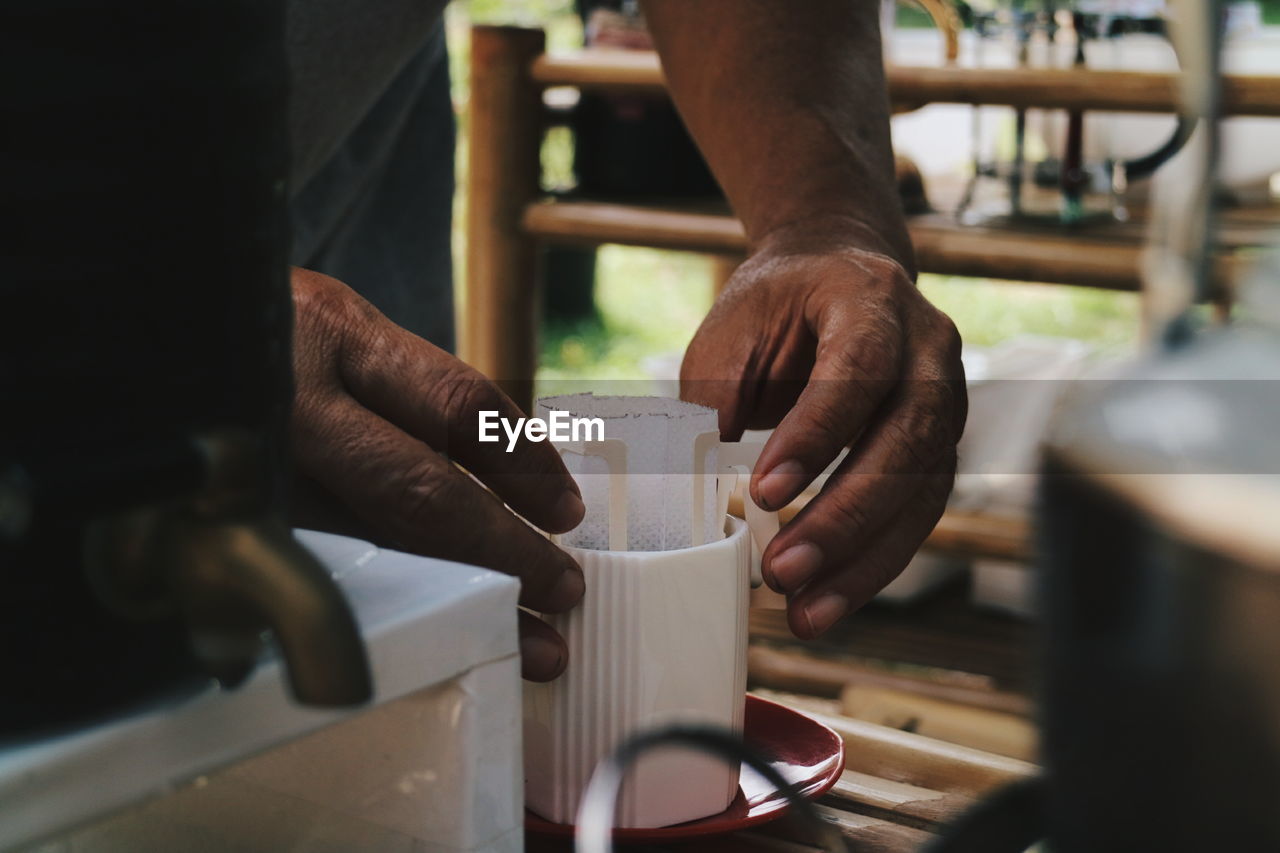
[525,693,846,842]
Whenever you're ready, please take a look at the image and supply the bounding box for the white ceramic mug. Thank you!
[522,438,777,828]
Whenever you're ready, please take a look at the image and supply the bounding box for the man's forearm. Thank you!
[639,0,912,271]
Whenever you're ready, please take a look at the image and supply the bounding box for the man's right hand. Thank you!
[288,268,585,681]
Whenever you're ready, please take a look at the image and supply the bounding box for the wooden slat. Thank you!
[749,592,1034,692]
[794,708,1038,798]
[523,199,745,253]
[754,690,1039,798]
[912,215,1147,291]
[923,509,1032,561]
[532,51,1280,116]
[811,805,935,852]
[525,199,1218,293]
[746,804,935,853]
[886,65,1280,116]
[752,686,847,716]
[823,769,977,830]
[840,684,1038,760]
[748,647,1034,716]
[532,48,664,92]
[528,833,825,853]
[719,835,825,853]
[727,490,1033,561]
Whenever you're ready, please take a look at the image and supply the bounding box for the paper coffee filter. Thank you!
[537,394,720,551]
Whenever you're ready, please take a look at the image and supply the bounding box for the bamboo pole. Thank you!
[824,769,977,830]
[531,51,1280,117]
[749,648,1034,716]
[840,684,1038,761]
[524,199,1243,296]
[464,26,546,411]
[885,65,1280,117]
[754,689,1038,797]
[728,491,1032,561]
[523,199,747,253]
[798,706,1037,798]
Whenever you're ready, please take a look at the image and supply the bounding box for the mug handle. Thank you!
[695,438,779,588]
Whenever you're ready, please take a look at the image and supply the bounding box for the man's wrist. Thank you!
[751,211,916,280]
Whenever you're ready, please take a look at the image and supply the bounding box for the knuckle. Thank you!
[950,378,970,442]
[941,315,964,362]
[837,335,898,383]
[884,401,952,474]
[861,252,912,286]
[905,372,965,455]
[436,367,498,427]
[392,457,456,530]
[803,395,854,456]
[817,303,903,387]
[291,270,393,383]
[914,310,963,375]
[823,485,877,536]
[917,311,968,436]
[922,466,957,510]
[522,556,568,604]
[291,270,356,335]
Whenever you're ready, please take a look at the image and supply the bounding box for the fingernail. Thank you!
[547,568,585,610]
[768,542,824,592]
[756,460,806,511]
[552,490,586,532]
[520,634,565,681]
[804,593,848,636]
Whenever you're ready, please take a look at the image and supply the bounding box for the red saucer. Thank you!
[525,694,845,843]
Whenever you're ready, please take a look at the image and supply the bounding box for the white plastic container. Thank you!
[1,531,525,852]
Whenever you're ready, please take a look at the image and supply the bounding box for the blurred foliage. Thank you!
[540,247,714,381]
[919,275,1139,353]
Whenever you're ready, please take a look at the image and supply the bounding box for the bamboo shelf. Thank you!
[726,492,1031,563]
[523,199,1246,293]
[465,27,1279,403]
[532,50,1280,116]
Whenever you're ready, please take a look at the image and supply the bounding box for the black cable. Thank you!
[575,723,847,853]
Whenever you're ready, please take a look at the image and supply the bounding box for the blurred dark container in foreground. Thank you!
[0,1,292,735]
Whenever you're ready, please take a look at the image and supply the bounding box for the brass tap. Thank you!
[84,431,372,707]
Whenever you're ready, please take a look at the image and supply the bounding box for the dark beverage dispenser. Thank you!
[1,1,371,737]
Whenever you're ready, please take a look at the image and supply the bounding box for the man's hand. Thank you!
[638,0,967,636]
[681,223,966,639]
[288,268,585,681]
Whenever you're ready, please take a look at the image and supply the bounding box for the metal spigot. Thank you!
[85,431,372,707]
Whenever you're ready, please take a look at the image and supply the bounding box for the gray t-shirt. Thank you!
[286,1,456,350]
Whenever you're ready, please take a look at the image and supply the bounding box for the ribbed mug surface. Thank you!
[524,516,751,827]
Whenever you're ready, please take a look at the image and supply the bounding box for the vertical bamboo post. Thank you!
[465,25,546,411]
